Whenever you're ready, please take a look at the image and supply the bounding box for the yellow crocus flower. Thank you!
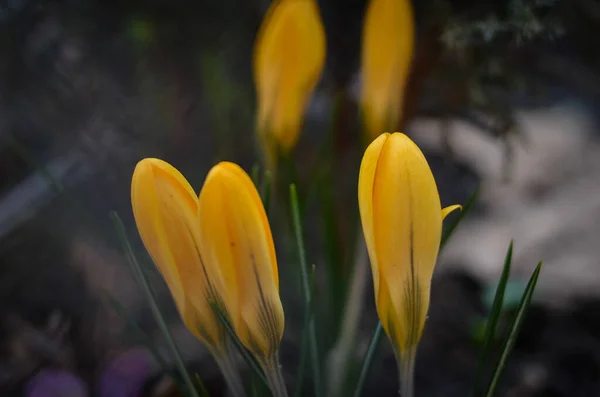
[360,0,415,141]
[197,162,287,395]
[131,159,245,397]
[254,0,326,167]
[358,133,460,395]
[131,158,227,347]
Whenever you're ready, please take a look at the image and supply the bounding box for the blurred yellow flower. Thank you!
[254,0,326,166]
[131,158,227,350]
[358,133,460,393]
[360,0,415,141]
[197,161,285,362]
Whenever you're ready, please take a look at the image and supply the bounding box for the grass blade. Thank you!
[290,184,322,397]
[110,211,201,397]
[293,264,317,397]
[470,241,513,396]
[351,322,383,397]
[194,374,210,397]
[251,164,261,186]
[484,261,542,397]
[441,186,479,248]
[211,304,268,386]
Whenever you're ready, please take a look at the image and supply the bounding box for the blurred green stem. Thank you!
[319,170,345,335]
[262,354,289,397]
[290,184,322,397]
[351,323,383,397]
[398,348,416,397]
[212,303,268,386]
[214,347,247,397]
[293,265,317,397]
[326,232,369,397]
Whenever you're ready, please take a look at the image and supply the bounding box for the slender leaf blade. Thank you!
[351,323,383,397]
[211,304,268,386]
[293,264,317,397]
[261,170,272,213]
[251,164,261,186]
[290,184,322,397]
[470,241,514,396]
[484,262,543,397]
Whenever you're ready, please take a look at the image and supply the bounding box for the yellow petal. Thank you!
[358,133,446,354]
[254,0,326,160]
[131,158,225,348]
[361,0,414,141]
[358,132,390,299]
[442,204,462,220]
[198,161,284,360]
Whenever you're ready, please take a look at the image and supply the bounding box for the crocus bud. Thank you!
[131,158,227,350]
[198,162,284,361]
[254,0,326,167]
[358,133,460,395]
[361,0,415,141]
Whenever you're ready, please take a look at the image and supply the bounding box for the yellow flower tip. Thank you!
[198,161,284,360]
[360,0,415,140]
[130,158,227,349]
[253,0,326,159]
[358,132,445,355]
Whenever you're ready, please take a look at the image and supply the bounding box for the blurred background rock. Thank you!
[0,0,599,396]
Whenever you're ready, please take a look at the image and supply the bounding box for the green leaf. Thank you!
[290,184,322,397]
[194,374,210,397]
[351,322,384,397]
[484,261,542,397]
[211,303,268,386]
[261,170,272,214]
[110,211,202,397]
[251,164,261,187]
[470,241,513,396]
[293,264,317,397]
[482,280,527,312]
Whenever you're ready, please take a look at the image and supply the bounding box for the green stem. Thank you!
[110,212,201,397]
[262,354,289,397]
[398,347,416,397]
[214,347,247,397]
[290,184,322,397]
[293,319,310,397]
[327,236,369,397]
[293,265,316,397]
[212,303,268,386]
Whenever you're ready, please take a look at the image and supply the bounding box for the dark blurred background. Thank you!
[1,0,600,396]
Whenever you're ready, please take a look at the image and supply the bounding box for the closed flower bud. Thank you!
[361,0,415,141]
[131,158,227,349]
[197,162,285,361]
[358,133,460,396]
[254,0,326,167]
